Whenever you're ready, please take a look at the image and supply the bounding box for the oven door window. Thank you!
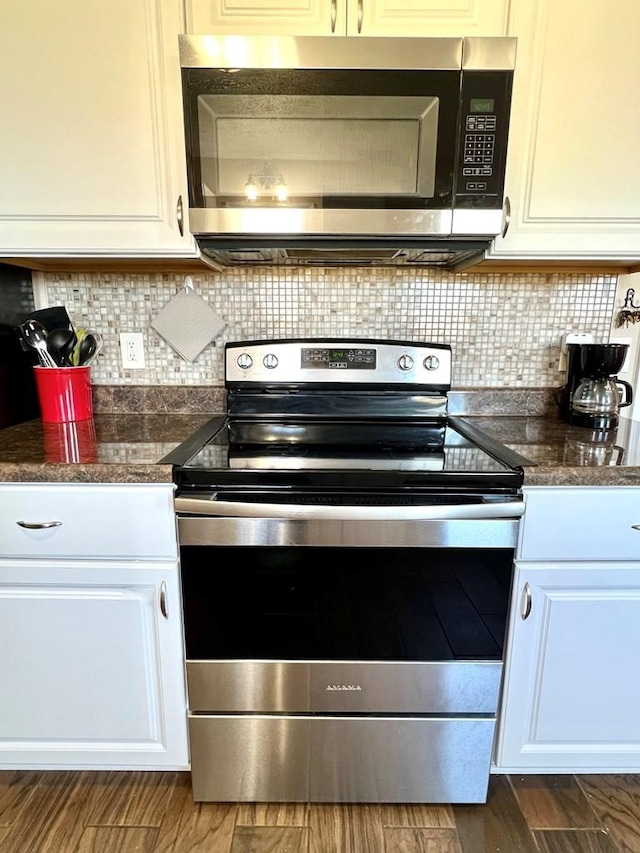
[180,546,513,662]
[183,69,459,211]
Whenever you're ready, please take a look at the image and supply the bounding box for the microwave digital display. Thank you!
[470,98,495,113]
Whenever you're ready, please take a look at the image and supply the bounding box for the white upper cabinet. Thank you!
[184,0,511,37]
[0,0,197,258]
[489,0,640,260]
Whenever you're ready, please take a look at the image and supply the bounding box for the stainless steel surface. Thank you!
[188,715,496,803]
[176,496,525,521]
[180,35,464,70]
[16,520,63,529]
[520,581,532,620]
[187,660,502,714]
[159,580,168,619]
[189,207,454,239]
[179,35,516,71]
[225,339,452,386]
[462,36,518,71]
[177,515,520,548]
[20,320,57,368]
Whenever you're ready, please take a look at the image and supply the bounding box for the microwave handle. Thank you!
[501,195,511,238]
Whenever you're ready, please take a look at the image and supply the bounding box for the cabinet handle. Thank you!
[520,582,532,620]
[501,195,511,238]
[330,0,337,32]
[16,520,62,529]
[159,581,169,619]
[176,195,184,237]
[632,524,640,530]
[357,0,363,32]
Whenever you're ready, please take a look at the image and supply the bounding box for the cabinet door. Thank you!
[0,0,196,257]
[352,0,510,37]
[185,0,510,36]
[0,563,188,769]
[489,0,640,260]
[186,0,346,35]
[495,562,640,772]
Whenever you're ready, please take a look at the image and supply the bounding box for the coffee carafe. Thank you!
[558,343,633,430]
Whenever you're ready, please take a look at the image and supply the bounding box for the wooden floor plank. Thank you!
[452,776,539,853]
[380,804,456,828]
[153,792,237,853]
[533,829,619,853]
[231,826,308,853]
[577,774,640,853]
[308,804,384,853]
[509,775,603,830]
[0,770,42,827]
[74,825,159,852]
[236,803,309,826]
[81,770,178,827]
[383,827,463,853]
[0,771,89,853]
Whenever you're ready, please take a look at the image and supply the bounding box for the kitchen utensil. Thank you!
[46,327,77,367]
[78,331,103,366]
[20,319,58,368]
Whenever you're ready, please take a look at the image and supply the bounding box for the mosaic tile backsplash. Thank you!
[41,269,617,388]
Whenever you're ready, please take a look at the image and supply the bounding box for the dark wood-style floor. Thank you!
[1,771,640,852]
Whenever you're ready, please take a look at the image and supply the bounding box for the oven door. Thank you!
[177,503,519,803]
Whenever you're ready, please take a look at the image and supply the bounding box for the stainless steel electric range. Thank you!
[165,338,531,804]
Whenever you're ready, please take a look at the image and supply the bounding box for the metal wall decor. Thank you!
[616,288,640,327]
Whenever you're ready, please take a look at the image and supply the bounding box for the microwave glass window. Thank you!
[196,95,438,206]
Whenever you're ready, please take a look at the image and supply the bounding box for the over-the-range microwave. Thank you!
[179,35,516,271]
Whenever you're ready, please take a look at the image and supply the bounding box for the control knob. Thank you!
[397,354,414,371]
[263,353,279,369]
[423,355,440,371]
[236,353,253,370]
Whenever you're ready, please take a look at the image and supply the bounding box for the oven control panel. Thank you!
[226,339,452,387]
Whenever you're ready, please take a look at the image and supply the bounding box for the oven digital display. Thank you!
[301,348,377,369]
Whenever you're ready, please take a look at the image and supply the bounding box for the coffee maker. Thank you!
[558,343,633,430]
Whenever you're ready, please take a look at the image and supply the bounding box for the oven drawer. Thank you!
[187,660,502,714]
[189,714,496,803]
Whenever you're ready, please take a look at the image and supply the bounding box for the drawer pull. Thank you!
[16,520,63,530]
[520,582,532,620]
[632,524,640,530]
[159,581,169,619]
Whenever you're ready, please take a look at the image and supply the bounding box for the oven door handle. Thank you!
[174,496,525,520]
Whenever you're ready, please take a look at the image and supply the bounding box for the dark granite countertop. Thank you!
[2,408,640,486]
[0,413,216,483]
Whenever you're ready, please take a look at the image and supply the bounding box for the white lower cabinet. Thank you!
[0,484,189,769]
[494,487,640,772]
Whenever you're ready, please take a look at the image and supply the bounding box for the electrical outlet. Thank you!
[119,332,146,369]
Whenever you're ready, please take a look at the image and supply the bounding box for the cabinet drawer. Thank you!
[0,483,177,560]
[519,487,640,561]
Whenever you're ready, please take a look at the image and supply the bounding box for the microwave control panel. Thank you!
[456,71,513,203]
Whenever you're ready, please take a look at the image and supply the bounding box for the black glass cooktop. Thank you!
[166,415,531,491]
